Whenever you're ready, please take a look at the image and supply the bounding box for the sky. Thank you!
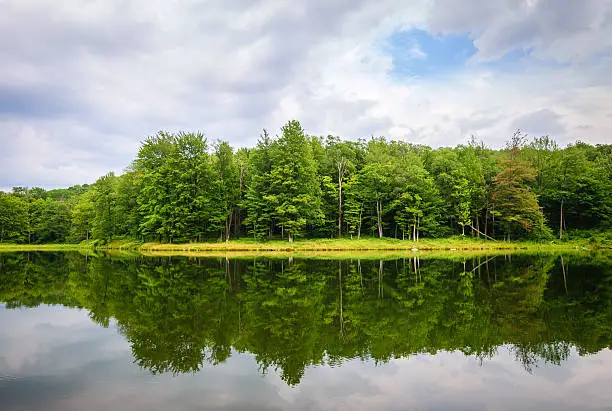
[1,0,612,190]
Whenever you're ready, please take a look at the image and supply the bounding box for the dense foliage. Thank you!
[1,252,611,385]
[1,122,611,243]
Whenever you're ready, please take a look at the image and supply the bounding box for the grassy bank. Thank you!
[0,236,607,255]
[138,237,600,252]
[0,243,92,252]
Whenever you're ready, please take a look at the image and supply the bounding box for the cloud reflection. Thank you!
[0,304,611,410]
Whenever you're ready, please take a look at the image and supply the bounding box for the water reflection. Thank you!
[0,252,611,394]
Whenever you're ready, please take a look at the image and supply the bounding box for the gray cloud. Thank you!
[0,2,155,62]
[428,0,509,34]
[458,113,503,136]
[0,85,86,119]
[0,0,611,188]
[429,0,612,62]
[511,109,566,137]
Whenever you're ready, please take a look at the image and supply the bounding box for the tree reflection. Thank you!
[1,252,611,385]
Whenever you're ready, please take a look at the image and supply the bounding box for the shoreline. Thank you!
[0,238,606,256]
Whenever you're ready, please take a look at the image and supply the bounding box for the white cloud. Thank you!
[1,0,611,188]
[409,44,428,60]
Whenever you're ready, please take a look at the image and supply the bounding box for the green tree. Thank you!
[70,189,96,241]
[27,197,46,243]
[323,137,359,238]
[135,131,210,242]
[114,171,141,238]
[269,120,323,242]
[490,132,551,240]
[210,141,240,241]
[243,130,275,239]
[391,165,441,240]
[91,172,118,242]
[452,175,472,236]
[0,192,28,242]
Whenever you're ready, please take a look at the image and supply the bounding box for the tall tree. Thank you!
[91,172,118,242]
[210,141,239,241]
[269,120,323,242]
[114,171,141,238]
[70,189,96,241]
[490,131,551,240]
[234,148,250,238]
[451,174,472,236]
[391,160,441,240]
[135,131,210,242]
[243,130,275,240]
[324,137,358,238]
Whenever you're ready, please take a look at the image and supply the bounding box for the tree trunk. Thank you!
[288,231,294,243]
[412,219,416,242]
[468,224,496,241]
[234,208,240,239]
[225,213,233,242]
[376,199,383,238]
[559,197,564,240]
[338,163,343,238]
[357,203,363,239]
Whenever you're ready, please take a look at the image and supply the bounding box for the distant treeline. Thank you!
[1,120,611,243]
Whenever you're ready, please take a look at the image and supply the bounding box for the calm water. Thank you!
[0,252,611,410]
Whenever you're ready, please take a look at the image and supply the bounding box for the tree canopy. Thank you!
[1,122,610,243]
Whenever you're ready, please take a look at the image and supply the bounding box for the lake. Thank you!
[0,251,611,410]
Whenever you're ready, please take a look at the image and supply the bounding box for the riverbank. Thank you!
[139,238,599,252]
[0,243,91,252]
[0,237,606,254]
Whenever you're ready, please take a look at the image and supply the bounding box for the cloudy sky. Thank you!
[1,0,612,190]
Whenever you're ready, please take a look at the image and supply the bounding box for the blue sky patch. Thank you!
[385,29,569,79]
[385,29,477,78]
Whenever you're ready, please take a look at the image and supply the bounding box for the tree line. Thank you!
[1,120,611,243]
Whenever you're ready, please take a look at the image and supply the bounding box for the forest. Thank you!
[1,120,611,244]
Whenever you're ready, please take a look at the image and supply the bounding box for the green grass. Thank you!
[1,236,607,256]
[0,243,92,251]
[139,237,597,251]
